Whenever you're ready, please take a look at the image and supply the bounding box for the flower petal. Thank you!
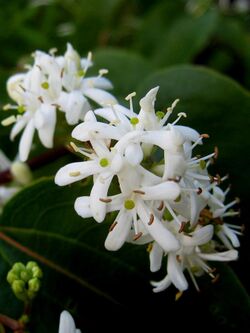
[10,115,30,140]
[72,122,122,142]
[137,201,180,252]
[58,311,76,333]
[125,143,143,166]
[198,249,238,261]
[105,208,132,251]
[90,172,113,222]
[19,119,35,161]
[150,242,164,272]
[35,104,56,148]
[140,181,180,201]
[74,196,92,218]
[82,77,113,90]
[84,88,117,106]
[151,274,172,293]
[182,225,213,247]
[55,161,102,186]
[168,253,188,291]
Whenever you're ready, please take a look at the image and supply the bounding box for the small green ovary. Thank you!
[156,111,165,119]
[17,105,26,113]
[99,158,109,167]
[41,81,49,89]
[130,117,139,125]
[124,199,135,210]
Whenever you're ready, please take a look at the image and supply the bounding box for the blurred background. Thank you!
[0,0,249,331]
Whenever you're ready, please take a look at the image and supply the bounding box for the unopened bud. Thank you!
[11,161,32,185]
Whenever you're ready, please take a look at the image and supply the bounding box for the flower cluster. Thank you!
[55,86,241,294]
[3,43,116,161]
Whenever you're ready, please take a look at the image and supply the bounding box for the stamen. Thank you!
[214,146,219,159]
[1,116,16,126]
[125,92,136,113]
[38,96,44,103]
[99,69,108,77]
[157,201,164,211]
[109,221,118,232]
[148,214,154,225]
[147,243,153,252]
[99,198,112,203]
[178,222,186,233]
[60,68,64,78]
[69,171,81,177]
[133,232,143,241]
[49,47,57,55]
[211,274,220,284]
[133,190,145,195]
[171,112,187,125]
[176,255,181,263]
[175,291,183,301]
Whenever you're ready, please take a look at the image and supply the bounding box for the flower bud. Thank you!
[11,161,32,185]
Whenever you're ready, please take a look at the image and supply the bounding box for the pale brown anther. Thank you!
[214,146,219,159]
[133,190,145,195]
[148,214,154,225]
[178,221,186,233]
[176,255,182,263]
[109,221,118,232]
[99,198,112,203]
[157,201,164,211]
[211,274,220,284]
[197,187,202,195]
[133,232,143,241]
[38,96,44,103]
[201,133,210,139]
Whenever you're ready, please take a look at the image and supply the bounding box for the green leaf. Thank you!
[90,48,154,99]
[154,9,218,66]
[137,65,250,199]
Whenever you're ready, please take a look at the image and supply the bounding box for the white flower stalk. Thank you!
[58,311,81,333]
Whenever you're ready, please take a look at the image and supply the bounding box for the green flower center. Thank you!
[130,117,139,125]
[124,199,135,210]
[99,158,109,167]
[41,81,49,89]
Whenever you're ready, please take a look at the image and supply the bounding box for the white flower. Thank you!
[150,223,238,293]
[5,51,60,161]
[58,311,81,333]
[56,43,117,125]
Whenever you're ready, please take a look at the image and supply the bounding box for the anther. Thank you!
[99,198,112,203]
[176,255,181,263]
[175,291,183,301]
[133,232,143,241]
[200,133,210,139]
[133,190,145,195]
[211,274,220,284]
[109,221,118,232]
[214,146,219,159]
[69,171,81,177]
[178,222,186,233]
[148,214,154,225]
[60,68,64,78]
[38,96,44,103]
[157,201,164,211]
[125,92,136,101]
[197,187,202,195]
